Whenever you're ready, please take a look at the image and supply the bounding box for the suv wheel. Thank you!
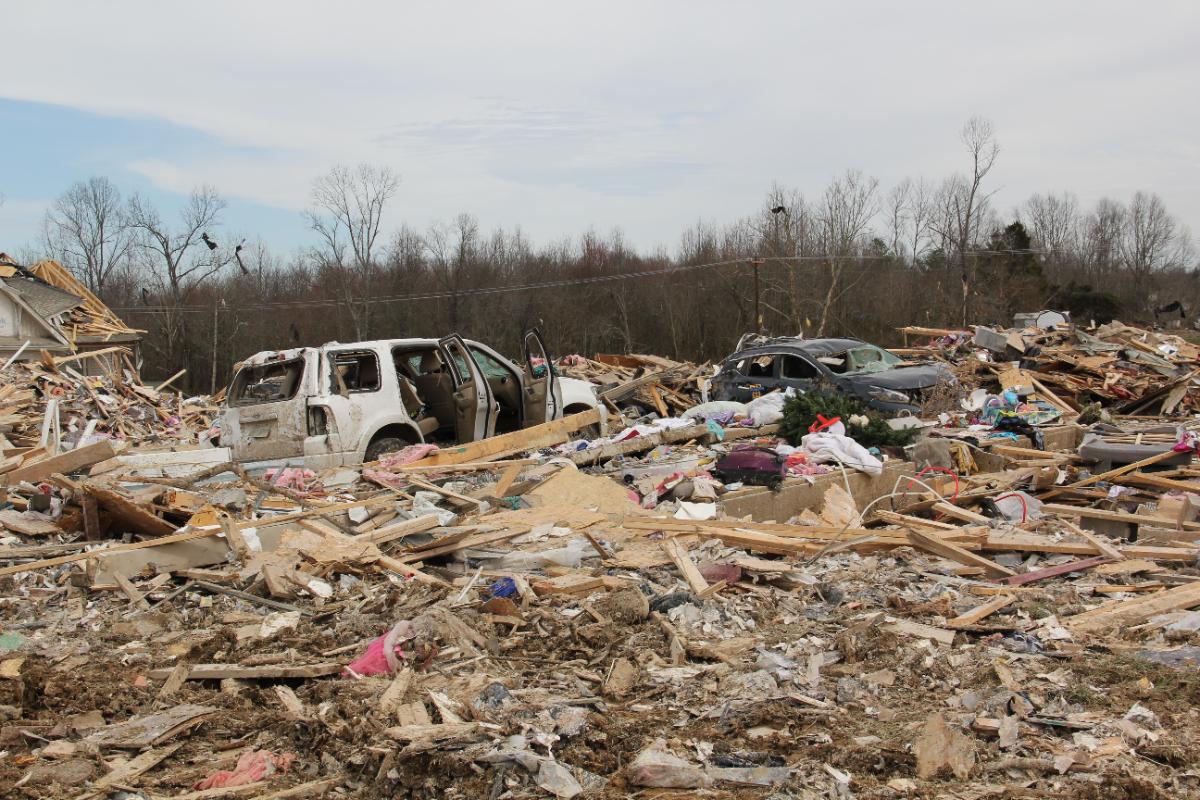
[365,436,407,463]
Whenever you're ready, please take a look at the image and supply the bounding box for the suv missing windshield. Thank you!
[710,336,953,414]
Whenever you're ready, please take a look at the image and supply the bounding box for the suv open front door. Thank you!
[437,334,497,443]
[521,328,559,427]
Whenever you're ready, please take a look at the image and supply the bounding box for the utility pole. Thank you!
[749,258,765,333]
[210,301,219,395]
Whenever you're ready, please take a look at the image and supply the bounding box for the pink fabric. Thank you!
[363,468,407,491]
[342,621,418,677]
[379,444,439,468]
[263,467,322,494]
[194,750,296,790]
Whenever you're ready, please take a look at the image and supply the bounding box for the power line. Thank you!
[111,248,1060,315]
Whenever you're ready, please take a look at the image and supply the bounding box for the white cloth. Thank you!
[800,431,883,475]
[744,389,794,426]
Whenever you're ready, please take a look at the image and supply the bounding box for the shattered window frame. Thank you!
[228,358,305,407]
[781,354,821,380]
[331,350,382,394]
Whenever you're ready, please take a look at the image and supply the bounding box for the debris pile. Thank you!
[900,320,1200,417]
[0,358,217,458]
[557,353,712,414]
[6,333,1200,798]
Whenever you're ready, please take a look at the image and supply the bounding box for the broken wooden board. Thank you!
[980,533,1196,562]
[1041,449,1184,500]
[83,482,176,536]
[363,514,440,545]
[86,704,216,749]
[0,508,61,536]
[403,409,603,467]
[532,574,605,596]
[996,555,1111,587]
[1042,502,1200,531]
[2,440,116,485]
[147,662,341,681]
[906,529,1016,578]
[384,721,496,742]
[915,712,975,779]
[77,742,184,799]
[1066,581,1200,633]
[881,617,957,645]
[947,594,1015,628]
[661,536,710,594]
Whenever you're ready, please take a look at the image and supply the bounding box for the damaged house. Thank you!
[0,253,143,375]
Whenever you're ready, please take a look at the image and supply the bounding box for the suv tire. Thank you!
[365,436,407,463]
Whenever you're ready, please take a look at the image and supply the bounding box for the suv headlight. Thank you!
[868,387,910,404]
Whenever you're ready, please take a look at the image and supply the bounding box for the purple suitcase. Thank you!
[714,446,786,489]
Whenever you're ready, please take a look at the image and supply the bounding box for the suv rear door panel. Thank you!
[438,334,497,442]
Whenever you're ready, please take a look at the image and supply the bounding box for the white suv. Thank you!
[220,329,601,467]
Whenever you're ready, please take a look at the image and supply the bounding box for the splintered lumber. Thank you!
[1042,502,1200,531]
[875,510,961,531]
[492,462,524,497]
[989,444,1082,463]
[881,617,956,645]
[0,525,223,577]
[980,533,1197,562]
[2,439,116,485]
[930,502,993,525]
[379,668,414,716]
[1041,449,1182,500]
[695,528,820,557]
[622,516,918,545]
[662,536,710,594]
[385,721,495,743]
[1060,519,1125,560]
[1066,582,1200,633]
[114,572,150,610]
[52,346,130,367]
[392,458,539,474]
[84,482,176,536]
[947,594,1016,628]
[396,527,529,563]
[996,555,1112,587]
[404,409,603,467]
[403,475,486,509]
[86,704,216,749]
[219,513,251,559]
[361,514,440,545]
[77,742,184,799]
[147,662,342,680]
[906,529,1016,578]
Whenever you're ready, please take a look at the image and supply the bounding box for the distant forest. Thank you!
[19,117,1198,391]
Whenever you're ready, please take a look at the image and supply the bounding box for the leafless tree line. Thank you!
[28,117,1198,390]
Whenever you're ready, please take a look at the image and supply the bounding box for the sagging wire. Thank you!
[910,466,960,520]
[804,474,950,565]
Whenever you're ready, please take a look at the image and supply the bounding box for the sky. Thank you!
[1,2,1198,257]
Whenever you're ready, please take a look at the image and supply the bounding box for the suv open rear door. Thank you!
[521,328,560,427]
[437,334,497,443]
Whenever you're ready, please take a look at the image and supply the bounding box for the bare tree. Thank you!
[127,186,231,382]
[1023,191,1079,271]
[43,177,134,293]
[1120,191,1187,303]
[305,164,400,339]
[815,169,879,336]
[930,116,1000,325]
[1081,197,1125,279]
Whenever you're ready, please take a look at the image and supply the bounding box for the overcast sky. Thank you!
[1,2,1197,257]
